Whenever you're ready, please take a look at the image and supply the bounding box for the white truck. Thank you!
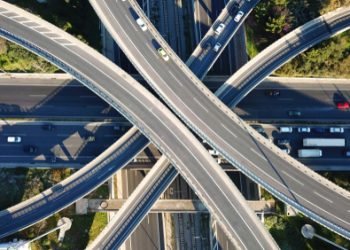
[303,138,345,147]
[298,149,322,158]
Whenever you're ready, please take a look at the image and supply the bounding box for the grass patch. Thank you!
[245,25,260,59]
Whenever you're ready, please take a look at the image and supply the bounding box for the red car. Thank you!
[336,101,350,110]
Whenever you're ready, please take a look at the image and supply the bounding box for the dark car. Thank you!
[265,89,280,97]
[42,123,55,131]
[277,139,290,146]
[23,145,38,154]
[288,110,301,117]
[313,127,327,133]
[251,125,264,133]
[228,2,240,15]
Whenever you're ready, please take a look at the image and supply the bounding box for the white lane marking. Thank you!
[250,148,268,162]
[97,2,252,247]
[220,123,237,138]
[98,2,350,232]
[282,170,304,186]
[193,97,208,113]
[168,71,183,87]
[29,94,46,97]
[314,191,333,204]
[124,13,138,32]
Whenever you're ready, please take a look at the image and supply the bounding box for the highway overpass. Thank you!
[216,7,350,107]
[91,0,350,240]
[0,1,277,249]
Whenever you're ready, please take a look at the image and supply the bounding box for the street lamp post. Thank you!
[301,224,347,250]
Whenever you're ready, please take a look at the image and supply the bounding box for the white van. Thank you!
[329,127,344,133]
[7,136,21,143]
[279,127,293,133]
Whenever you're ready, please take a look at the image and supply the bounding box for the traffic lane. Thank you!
[115,3,350,235]
[123,170,162,250]
[199,0,258,75]
[236,88,350,120]
[4,7,271,250]
[0,84,121,118]
[0,122,121,163]
[261,125,350,159]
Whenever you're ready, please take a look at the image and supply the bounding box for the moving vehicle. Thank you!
[136,18,147,31]
[277,139,290,146]
[288,110,301,117]
[303,138,345,147]
[252,125,264,133]
[344,150,350,157]
[336,101,349,110]
[298,127,311,133]
[228,2,239,16]
[214,23,225,35]
[265,89,280,96]
[209,149,220,156]
[279,127,293,133]
[298,149,322,158]
[280,147,290,154]
[234,11,244,22]
[87,136,95,142]
[7,136,21,143]
[157,48,169,61]
[23,145,38,154]
[329,127,344,133]
[213,42,222,52]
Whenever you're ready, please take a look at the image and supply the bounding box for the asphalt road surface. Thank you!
[0,121,125,166]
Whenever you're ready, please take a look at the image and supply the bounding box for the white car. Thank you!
[298,127,311,133]
[234,11,244,22]
[213,42,222,52]
[7,136,21,143]
[214,23,225,35]
[136,18,147,31]
[157,48,169,61]
[330,127,344,133]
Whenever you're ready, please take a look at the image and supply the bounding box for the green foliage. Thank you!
[247,0,350,77]
[265,215,350,250]
[1,0,101,73]
[276,31,350,77]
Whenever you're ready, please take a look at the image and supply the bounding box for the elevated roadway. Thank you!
[87,156,177,250]
[0,127,149,238]
[216,7,350,107]
[81,199,275,214]
[188,0,260,78]
[0,2,276,249]
[91,0,350,240]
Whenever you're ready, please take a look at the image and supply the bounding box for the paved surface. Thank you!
[0,75,122,120]
[84,198,275,213]
[0,127,149,238]
[118,169,163,250]
[0,2,275,248]
[255,124,350,171]
[189,0,258,77]
[0,120,123,166]
[93,0,350,241]
[236,77,350,122]
[216,7,350,107]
